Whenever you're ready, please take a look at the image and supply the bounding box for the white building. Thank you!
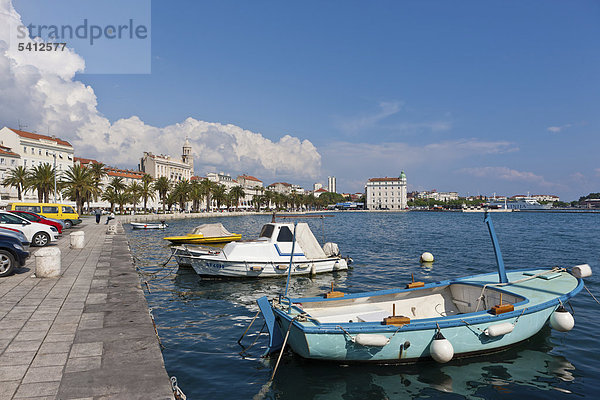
[139,139,194,182]
[237,174,264,208]
[0,127,75,202]
[313,183,323,191]
[365,172,407,210]
[418,190,459,202]
[207,172,238,190]
[328,176,337,193]
[267,182,293,195]
[0,145,21,202]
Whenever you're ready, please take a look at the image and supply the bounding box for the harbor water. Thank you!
[126,211,600,399]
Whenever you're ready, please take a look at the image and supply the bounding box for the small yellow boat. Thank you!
[163,223,242,245]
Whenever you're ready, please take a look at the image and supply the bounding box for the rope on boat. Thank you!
[238,310,261,345]
[475,267,565,312]
[584,285,600,306]
[171,376,187,400]
[270,315,300,381]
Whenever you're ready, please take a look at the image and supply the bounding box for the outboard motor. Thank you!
[323,242,341,257]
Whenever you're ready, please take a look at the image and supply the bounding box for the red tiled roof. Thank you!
[74,157,102,165]
[0,145,20,157]
[239,174,262,182]
[315,188,327,192]
[106,168,144,179]
[268,182,291,187]
[9,128,72,147]
[368,177,401,182]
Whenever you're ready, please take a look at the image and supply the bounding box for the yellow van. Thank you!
[8,203,82,228]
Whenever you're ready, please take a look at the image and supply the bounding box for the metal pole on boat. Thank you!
[284,223,298,297]
[484,210,508,283]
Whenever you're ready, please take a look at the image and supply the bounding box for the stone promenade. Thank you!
[0,218,174,400]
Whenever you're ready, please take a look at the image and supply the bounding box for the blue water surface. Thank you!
[125,211,600,400]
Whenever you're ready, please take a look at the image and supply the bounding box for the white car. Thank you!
[0,211,59,247]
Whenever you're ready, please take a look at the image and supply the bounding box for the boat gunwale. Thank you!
[273,268,583,334]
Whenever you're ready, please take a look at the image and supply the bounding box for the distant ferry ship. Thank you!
[487,197,551,210]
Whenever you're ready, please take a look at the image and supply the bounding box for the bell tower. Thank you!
[182,137,193,166]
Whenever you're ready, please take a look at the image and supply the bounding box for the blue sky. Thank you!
[6,0,600,200]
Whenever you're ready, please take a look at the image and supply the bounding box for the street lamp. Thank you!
[50,151,57,203]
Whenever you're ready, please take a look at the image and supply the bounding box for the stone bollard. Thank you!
[35,247,61,277]
[106,225,117,235]
[70,231,85,249]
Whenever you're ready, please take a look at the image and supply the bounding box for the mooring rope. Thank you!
[584,285,600,306]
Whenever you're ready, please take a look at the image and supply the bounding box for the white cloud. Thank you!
[336,100,403,133]
[459,166,556,188]
[547,124,572,133]
[0,0,321,180]
[595,168,600,177]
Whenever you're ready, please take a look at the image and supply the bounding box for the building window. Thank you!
[23,147,27,153]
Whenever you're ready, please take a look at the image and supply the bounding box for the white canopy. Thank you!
[295,222,327,259]
[191,223,235,237]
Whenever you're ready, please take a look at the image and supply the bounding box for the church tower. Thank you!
[182,137,193,167]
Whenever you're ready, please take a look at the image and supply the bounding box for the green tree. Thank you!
[212,184,227,210]
[115,191,130,215]
[189,180,202,212]
[126,181,143,213]
[140,174,155,212]
[107,177,126,195]
[101,187,119,213]
[153,176,171,213]
[2,166,29,200]
[172,179,191,211]
[199,179,216,211]
[60,165,95,215]
[28,163,55,203]
[229,186,246,211]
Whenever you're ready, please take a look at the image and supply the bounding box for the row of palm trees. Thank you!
[2,162,344,215]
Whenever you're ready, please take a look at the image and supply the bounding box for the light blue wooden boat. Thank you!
[257,212,592,363]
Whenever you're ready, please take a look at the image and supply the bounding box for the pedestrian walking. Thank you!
[94,208,102,224]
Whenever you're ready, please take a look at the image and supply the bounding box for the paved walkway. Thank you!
[0,218,173,400]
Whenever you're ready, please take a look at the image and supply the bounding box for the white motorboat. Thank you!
[131,221,168,230]
[172,222,349,277]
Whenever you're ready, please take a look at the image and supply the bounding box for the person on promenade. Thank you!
[94,208,102,224]
[106,211,115,225]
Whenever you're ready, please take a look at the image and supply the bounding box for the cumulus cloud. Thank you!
[459,166,556,188]
[0,0,321,180]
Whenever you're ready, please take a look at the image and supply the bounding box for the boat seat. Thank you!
[356,310,390,323]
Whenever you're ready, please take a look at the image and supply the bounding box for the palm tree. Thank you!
[88,163,107,196]
[60,165,95,214]
[211,184,227,211]
[166,191,177,212]
[264,190,276,211]
[126,181,143,213]
[189,180,202,212]
[2,166,29,200]
[101,187,119,213]
[28,163,55,203]
[107,176,126,195]
[140,174,155,212]
[153,176,171,213]
[229,186,246,211]
[115,191,130,215]
[199,179,216,212]
[172,179,190,211]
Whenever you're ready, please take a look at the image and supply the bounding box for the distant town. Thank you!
[0,126,598,213]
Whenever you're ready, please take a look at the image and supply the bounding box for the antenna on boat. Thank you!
[483,210,508,283]
[283,223,298,297]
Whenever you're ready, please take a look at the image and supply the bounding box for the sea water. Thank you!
[126,211,600,399]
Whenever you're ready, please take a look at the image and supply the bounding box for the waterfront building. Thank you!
[0,145,21,203]
[328,176,337,193]
[418,190,459,202]
[139,139,193,182]
[0,127,75,202]
[313,183,323,191]
[207,172,238,190]
[365,172,407,210]
[236,174,264,208]
[313,188,328,197]
[267,182,293,195]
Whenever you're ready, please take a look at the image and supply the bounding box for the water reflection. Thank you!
[268,330,575,399]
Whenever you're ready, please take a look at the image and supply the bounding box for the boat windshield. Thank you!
[259,224,275,239]
[277,226,294,242]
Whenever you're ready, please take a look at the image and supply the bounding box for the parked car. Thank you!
[0,232,30,277]
[9,210,63,234]
[0,226,30,251]
[0,211,59,247]
[7,202,82,228]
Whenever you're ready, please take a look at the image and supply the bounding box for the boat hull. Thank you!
[131,222,167,229]
[266,269,583,362]
[190,257,348,278]
[164,234,242,244]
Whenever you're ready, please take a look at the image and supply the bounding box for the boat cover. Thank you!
[295,223,327,259]
[191,223,235,237]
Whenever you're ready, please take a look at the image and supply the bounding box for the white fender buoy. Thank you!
[420,252,434,263]
[310,263,317,276]
[354,334,390,347]
[484,322,514,337]
[430,330,454,363]
[572,264,592,278]
[550,305,575,332]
